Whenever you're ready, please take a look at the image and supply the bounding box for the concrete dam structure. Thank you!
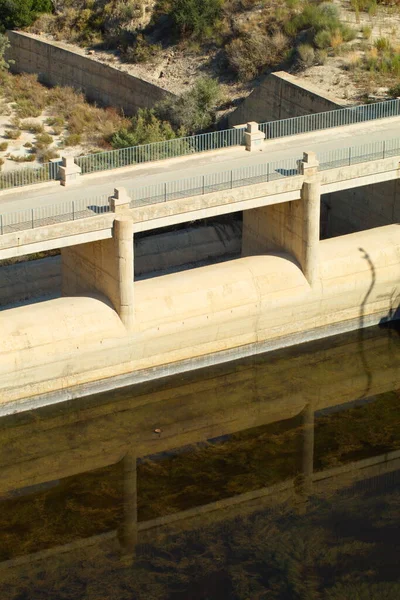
[1,115,400,409]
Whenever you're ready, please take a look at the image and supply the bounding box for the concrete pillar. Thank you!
[115,216,135,331]
[59,156,81,186]
[300,152,321,287]
[242,151,320,286]
[244,122,266,151]
[119,451,137,557]
[61,214,134,330]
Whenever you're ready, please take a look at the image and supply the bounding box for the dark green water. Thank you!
[0,323,399,599]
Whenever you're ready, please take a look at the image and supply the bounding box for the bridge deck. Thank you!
[1,117,400,215]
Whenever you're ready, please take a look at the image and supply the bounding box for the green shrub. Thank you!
[389,83,400,97]
[36,132,53,145]
[14,99,42,118]
[0,0,53,31]
[23,141,32,148]
[156,77,221,134]
[21,120,44,133]
[287,2,356,53]
[170,0,223,39]
[374,37,391,52]
[4,129,21,139]
[45,116,65,127]
[0,157,4,170]
[314,29,332,49]
[361,25,372,39]
[124,35,161,64]
[0,141,8,151]
[298,43,315,67]
[226,31,289,81]
[9,153,35,162]
[64,133,82,146]
[111,109,177,149]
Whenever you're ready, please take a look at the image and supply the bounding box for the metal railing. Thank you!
[318,138,400,170]
[259,99,400,139]
[129,157,299,207]
[1,99,400,191]
[0,195,110,235]
[0,161,60,191]
[75,128,246,175]
[1,136,400,235]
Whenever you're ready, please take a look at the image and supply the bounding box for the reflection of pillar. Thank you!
[301,403,314,496]
[296,403,314,512]
[120,452,137,556]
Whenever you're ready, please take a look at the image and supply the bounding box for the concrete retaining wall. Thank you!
[0,256,60,307]
[0,222,241,306]
[6,31,173,115]
[228,71,345,127]
[322,180,400,238]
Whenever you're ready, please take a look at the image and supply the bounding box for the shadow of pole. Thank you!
[357,247,376,400]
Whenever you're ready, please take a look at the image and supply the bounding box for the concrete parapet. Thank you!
[59,156,81,186]
[109,188,131,213]
[298,151,319,178]
[244,122,266,151]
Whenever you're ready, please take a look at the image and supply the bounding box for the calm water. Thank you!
[0,324,399,599]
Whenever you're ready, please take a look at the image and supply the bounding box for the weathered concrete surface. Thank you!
[1,154,399,262]
[0,256,60,306]
[322,178,400,238]
[62,216,134,329]
[6,31,172,115]
[0,321,398,493]
[228,71,345,127]
[0,223,399,406]
[0,222,242,306]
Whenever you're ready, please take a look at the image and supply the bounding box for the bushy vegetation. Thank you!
[0,0,52,31]
[169,0,223,39]
[110,108,177,148]
[156,76,222,133]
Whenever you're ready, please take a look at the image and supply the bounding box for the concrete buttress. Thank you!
[61,214,134,330]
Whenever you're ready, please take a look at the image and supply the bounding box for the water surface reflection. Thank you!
[0,324,399,599]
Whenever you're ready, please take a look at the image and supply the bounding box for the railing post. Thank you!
[202,175,205,195]
[72,201,75,220]
[230,170,233,189]
[348,147,351,166]
[31,208,34,229]
[164,182,167,202]
[383,140,386,159]
[0,214,3,235]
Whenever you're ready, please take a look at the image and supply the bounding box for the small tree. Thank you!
[0,33,13,70]
[170,0,222,39]
[156,77,222,134]
[110,109,177,149]
[0,0,52,31]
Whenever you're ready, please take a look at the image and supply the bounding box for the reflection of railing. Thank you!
[1,137,400,235]
[1,449,399,572]
[259,98,400,139]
